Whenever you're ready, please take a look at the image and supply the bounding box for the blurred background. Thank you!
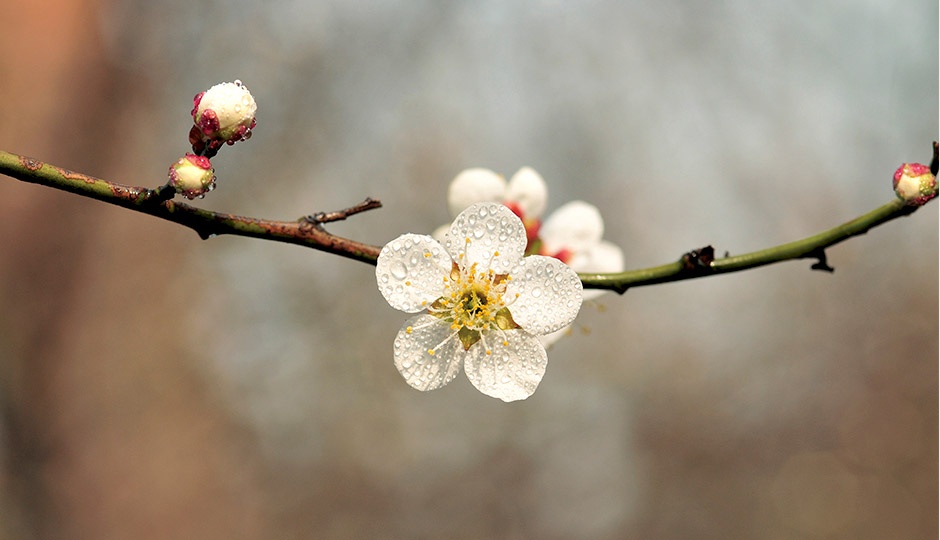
[0,0,936,538]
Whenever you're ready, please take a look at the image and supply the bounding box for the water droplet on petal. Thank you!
[391,261,408,279]
[531,287,542,298]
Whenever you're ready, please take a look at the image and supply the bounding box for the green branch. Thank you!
[578,198,921,293]
[0,147,935,292]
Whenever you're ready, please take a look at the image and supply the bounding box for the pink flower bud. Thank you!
[168,154,216,200]
[191,80,257,150]
[893,163,937,206]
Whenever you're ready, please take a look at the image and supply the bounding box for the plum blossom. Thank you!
[376,202,583,401]
[435,167,625,345]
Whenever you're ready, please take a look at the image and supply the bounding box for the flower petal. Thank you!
[445,203,526,274]
[464,329,547,401]
[506,255,583,335]
[431,223,450,243]
[506,167,548,220]
[394,314,465,391]
[540,201,604,255]
[538,327,571,349]
[447,168,507,217]
[376,234,451,312]
[568,240,625,301]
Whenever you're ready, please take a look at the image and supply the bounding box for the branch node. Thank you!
[680,245,715,271]
[808,248,835,273]
[147,183,177,204]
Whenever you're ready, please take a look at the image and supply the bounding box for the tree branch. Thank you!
[0,150,382,264]
[578,197,923,294]
[0,148,934,291]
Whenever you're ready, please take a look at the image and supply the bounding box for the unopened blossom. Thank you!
[377,202,583,401]
[436,167,625,345]
[167,153,215,199]
[189,80,257,153]
[893,163,937,206]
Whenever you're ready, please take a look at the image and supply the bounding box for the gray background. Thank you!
[0,0,936,538]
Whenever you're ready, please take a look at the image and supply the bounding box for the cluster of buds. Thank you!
[164,80,257,201]
[188,80,257,156]
[892,163,937,206]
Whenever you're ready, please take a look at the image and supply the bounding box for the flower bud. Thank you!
[168,154,216,199]
[893,163,937,206]
[191,80,257,149]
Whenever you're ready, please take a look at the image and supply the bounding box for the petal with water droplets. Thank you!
[393,314,465,391]
[444,202,525,274]
[506,255,583,335]
[464,329,547,402]
[376,234,451,312]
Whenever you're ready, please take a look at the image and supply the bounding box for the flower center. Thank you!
[428,259,520,350]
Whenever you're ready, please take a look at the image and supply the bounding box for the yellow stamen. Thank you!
[406,326,413,334]
[428,349,435,355]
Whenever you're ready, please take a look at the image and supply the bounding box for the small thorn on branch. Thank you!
[680,245,715,271]
[808,248,834,273]
[301,197,382,229]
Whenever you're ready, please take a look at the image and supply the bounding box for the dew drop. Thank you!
[531,287,542,298]
[391,261,408,279]
[486,218,497,231]
[380,274,389,283]
[473,225,485,238]
[479,207,488,218]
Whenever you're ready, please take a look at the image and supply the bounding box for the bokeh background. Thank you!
[0,1,936,538]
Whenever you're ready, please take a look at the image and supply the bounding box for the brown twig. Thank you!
[0,150,383,264]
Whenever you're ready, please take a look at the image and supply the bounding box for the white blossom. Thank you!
[377,203,583,401]
[438,167,626,346]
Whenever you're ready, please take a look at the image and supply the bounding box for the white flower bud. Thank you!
[893,163,937,206]
[191,80,257,148]
[168,154,216,200]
